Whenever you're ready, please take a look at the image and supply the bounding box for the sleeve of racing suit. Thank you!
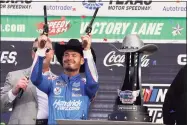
[30,48,52,94]
[83,49,99,100]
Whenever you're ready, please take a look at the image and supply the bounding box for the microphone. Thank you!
[17,88,23,99]
[17,76,29,99]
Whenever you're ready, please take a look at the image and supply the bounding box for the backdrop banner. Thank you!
[0,16,186,42]
[0,41,186,124]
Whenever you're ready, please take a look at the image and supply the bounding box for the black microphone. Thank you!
[17,76,29,99]
[17,88,24,99]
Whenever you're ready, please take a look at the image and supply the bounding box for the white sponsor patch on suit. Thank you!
[56,80,66,87]
[54,87,61,95]
[72,82,80,87]
[72,88,80,91]
[72,93,82,97]
[53,99,82,110]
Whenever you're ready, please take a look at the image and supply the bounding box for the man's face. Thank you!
[32,40,54,65]
[63,50,84,72]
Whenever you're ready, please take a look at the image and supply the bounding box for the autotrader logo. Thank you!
[82,0,103,10]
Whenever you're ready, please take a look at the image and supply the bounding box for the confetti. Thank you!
[149,86,153,90]
[176,0,180,3]
[14,61,17,66]
[59,41,65,45]
[72,8,76,11]
[152,60,157,65]
[103,38,107,42]
[169,19,174,24]
[81,15,86,19]
[61,16,65,20]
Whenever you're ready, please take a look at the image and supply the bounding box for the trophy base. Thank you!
[108,105,152,122]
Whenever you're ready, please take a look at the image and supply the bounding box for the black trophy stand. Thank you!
[108,52,152,122]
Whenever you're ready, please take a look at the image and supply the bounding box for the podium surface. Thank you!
[56,120,164,125]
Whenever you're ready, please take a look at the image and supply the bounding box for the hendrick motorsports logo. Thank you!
[0,0,32,9]
[82,0,103,10]
[108,0,152,11]
[53,99,82,110]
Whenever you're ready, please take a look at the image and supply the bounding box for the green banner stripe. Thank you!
[0,16,186,40]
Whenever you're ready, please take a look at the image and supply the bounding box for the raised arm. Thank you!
[30,49,51,94]
[30,35,53,94]
[84,49,99,99]
[81,34,99,100]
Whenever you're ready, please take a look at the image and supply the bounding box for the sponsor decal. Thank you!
[177,54,186,65]
[72,82,80,88]
[82,0,103,10]
[0,0,32,9]
[142,84,170,123]
[81,78,86,83]
[47,5,76,11]
[0,45,17,65]
[72,93,82,97]
[163,5,186,12]
[36,17,71,36]
[72,88,81,91]
[108,0,152,11]
[53,99,82,110]
[72,89,81,97]
[54,87,62,95]
[103,51,151,68]
[142,84,170,104]
[118,89,140,104]
[47,75,57,80]
[0,24,25,33]
[56,80,66,87]
[148,107,163,123]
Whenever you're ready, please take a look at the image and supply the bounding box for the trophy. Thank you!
[108,34,158,122]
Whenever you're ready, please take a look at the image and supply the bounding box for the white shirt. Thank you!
[8,71,51,119]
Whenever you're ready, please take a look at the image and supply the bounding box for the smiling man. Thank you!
[30,34,99,124]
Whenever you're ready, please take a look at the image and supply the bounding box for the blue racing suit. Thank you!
[30,49,99,124]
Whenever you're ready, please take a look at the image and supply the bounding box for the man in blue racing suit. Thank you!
[30,34,99,124]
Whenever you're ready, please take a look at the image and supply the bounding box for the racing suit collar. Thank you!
[60,73,81,82]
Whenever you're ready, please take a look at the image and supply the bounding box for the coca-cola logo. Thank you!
[103,51,150,67]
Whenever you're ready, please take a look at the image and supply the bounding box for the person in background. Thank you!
[1,37,56,125]
[163,65,187,125]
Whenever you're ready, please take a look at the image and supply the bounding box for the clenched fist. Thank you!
[12,77,29,96]
[37,35,51,49]
[81,33,92,50]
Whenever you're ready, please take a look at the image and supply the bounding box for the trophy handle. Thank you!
[136,53,144,106]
